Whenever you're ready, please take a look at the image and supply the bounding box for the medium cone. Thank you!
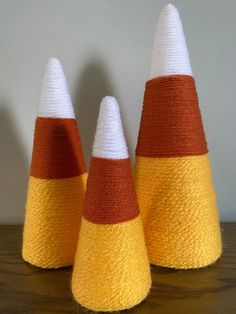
[22,58,87,268]
[135,4,222,269]
[72,96,151,312]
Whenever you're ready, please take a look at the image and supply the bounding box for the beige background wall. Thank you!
[0,0,235,223]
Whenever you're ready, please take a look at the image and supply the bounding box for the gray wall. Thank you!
[0,0,235,223]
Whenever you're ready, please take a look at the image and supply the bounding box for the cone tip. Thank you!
[101,95,119,108]
[37,57,75,119]
[163,3,178,12]
[92,96,129,159]
[47,57,61,67]
[149,3,192,79]
[160,4,181,23]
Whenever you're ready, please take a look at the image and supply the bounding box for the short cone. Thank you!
[135,4,222,269]
[22,58,87,268]
[72,96,151,312]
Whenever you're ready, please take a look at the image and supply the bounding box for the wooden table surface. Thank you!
[0,223,235,314]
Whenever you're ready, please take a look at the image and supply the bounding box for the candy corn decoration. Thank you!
[22,58,87,268]
[72,96,151,312]
[135,4,222,269]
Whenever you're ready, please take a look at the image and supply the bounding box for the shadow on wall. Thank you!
[73,58,115,166]
[0,105,28,224]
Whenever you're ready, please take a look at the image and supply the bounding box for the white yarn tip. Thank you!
[93,96,129,159]
[149,3,192,79]
[37,58,75,118]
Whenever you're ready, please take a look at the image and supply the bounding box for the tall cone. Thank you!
[135,4,222,269]
[22,58,87,268]
[72,96,151,312]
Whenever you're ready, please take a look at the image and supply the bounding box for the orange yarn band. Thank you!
[136,75,208,157]
[83,157,139,224]
[30,117,86,179]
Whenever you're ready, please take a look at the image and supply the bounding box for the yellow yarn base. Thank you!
[23,174,87,268]
[72,216,151,312]
[135,155,222,269]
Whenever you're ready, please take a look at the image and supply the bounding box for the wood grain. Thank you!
[0,223,235,314]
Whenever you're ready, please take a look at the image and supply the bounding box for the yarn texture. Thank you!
[23,175,86,268]
[23,58,87,268]
[72,96,151,311]
[135,4,222,269]
[83,157,139,224]
[93,96,128,159]
[72,217,150,312]
[149,4,192,79]
[135,155,221,269]
[31,117,86,179]
[136,75,208,157]
[38,58,75,118]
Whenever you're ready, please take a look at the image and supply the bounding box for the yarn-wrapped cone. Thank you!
[22,58,87,268]
[72,96,151,311]
[135,4,222,269]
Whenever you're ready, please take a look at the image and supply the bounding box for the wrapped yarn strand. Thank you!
[72,96,151,311]
[135,4,222,269]
[22,58,87,268]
